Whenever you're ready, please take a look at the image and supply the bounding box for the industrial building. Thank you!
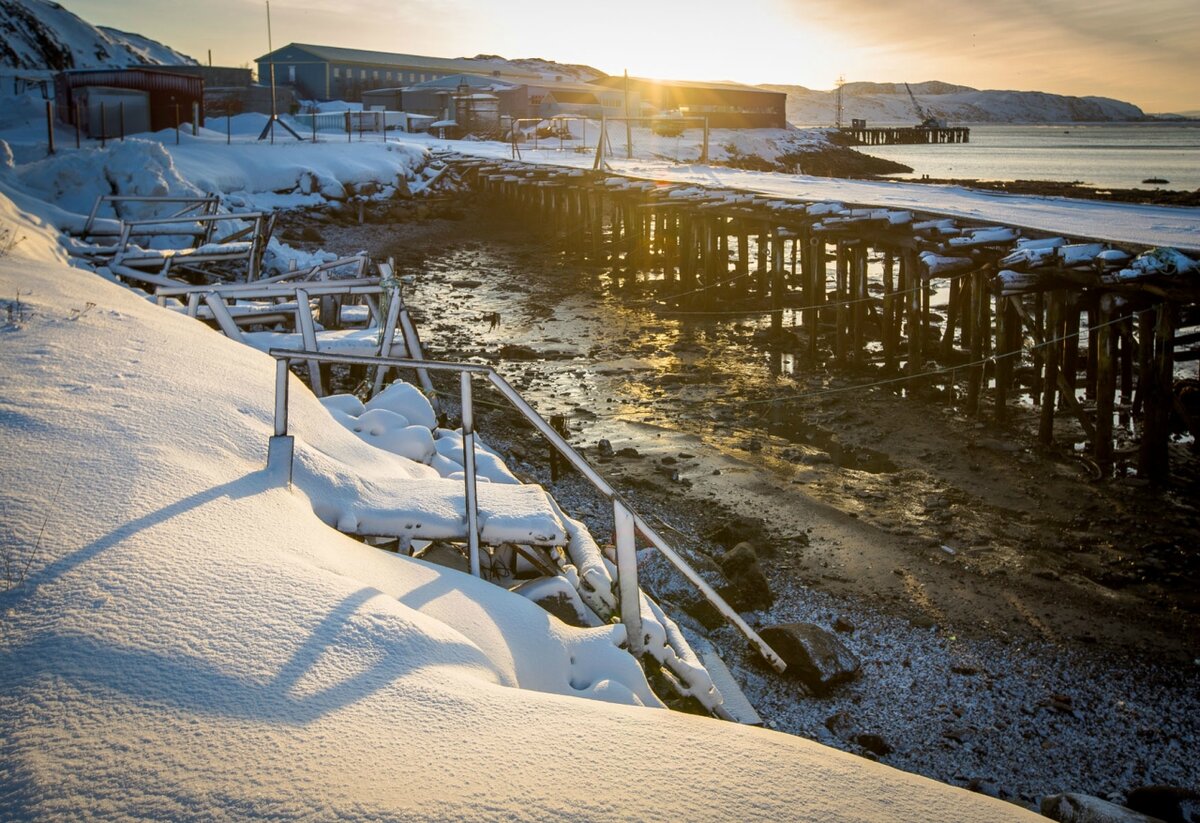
[54,68,205,138]
[589,76,786,128]
[253,44,547,102]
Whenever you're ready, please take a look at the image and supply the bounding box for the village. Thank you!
[2,1,1199,821]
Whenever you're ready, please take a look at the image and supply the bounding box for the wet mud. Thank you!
[279,197,1200,809]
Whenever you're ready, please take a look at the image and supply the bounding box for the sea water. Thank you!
[853,123,1200,190]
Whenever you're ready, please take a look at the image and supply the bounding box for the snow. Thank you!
[0,208,1036,821]
[0,79,1039,818]
[433,138,1200,251]
[0,0,197,71]
[767,81,1145,126]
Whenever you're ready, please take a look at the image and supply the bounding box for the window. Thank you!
[360,69,366,80]
[372,70,379,80]
[333,67,341,78]
[287,65,295,83]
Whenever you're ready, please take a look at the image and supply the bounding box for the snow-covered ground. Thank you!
[0,96,1054,817]
[426,134,1200,252]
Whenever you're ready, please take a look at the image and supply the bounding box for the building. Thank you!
[589,76,786,129]
[533,81,630,120]
[253,43,547,102]
[54,68,204,137]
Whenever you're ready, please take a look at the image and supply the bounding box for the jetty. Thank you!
[839,125,970,145]
[451,156,1200,483]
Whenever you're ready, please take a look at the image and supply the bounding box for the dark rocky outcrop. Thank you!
[759,622,860,694]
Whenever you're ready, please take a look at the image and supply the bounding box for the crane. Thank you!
[904,82,944,129]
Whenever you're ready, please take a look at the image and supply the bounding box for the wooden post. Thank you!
[941,276,961,356]
[835,242,848,364]
[995,295,1015,423]
[1039,291,1063,445]
[1095,295,1116,475]
[966,269,987,414]
[882,250,895,371]
[809,238,824,357]
[851,243,866,360]
[1139,303,1174,481]
[1062,294,1081,406]
[771,231,785,337]
[45,100,55,155]
[906,250,922,375]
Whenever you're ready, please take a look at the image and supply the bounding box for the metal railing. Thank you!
[265,347,785,671]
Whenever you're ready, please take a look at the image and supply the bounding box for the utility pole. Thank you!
[267,0,276,144]
[835,74,845,129]
[624,69,632,160]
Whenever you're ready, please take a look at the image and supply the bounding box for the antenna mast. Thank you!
[835,74,845,128]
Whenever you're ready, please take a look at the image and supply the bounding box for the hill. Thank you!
[459,53,604,83]
[0,0,195,71]
[762,80,1146,125]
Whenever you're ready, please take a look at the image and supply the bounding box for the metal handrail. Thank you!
[266,347,785,672]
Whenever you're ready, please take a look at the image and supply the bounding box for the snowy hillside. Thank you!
[0,0,196,71]
[460,53,604,83]
[764,80,1146,125]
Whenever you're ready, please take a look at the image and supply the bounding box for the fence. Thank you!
[265,346,785,672]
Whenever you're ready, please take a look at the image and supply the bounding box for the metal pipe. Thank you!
[268,348,491,374]
[274,358,289,436]
[460,371,481,577]
[633,513,786,673]
[614,500,644,655]
[262,347,785,670]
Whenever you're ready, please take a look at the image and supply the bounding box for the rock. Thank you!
[709,516,768,551]
[498,343,538,360]
[718,543,773,612]
[851,733,893,756]
[910,614,938,630]
[758,623,861,694]
[1042,793,1166,823]
[616,446,640,458]
[677,593,726,631]
[832,616,856,634]
[1126,786,1200,823]
[597,439,614,458]
[824,710,854,737]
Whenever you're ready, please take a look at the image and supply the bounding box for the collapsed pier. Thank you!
[452,156,1200,482]
[839,126,971,145]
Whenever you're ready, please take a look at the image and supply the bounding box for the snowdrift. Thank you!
[0,188,1036,819]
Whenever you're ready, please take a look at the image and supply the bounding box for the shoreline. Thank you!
[281,194,1200,808]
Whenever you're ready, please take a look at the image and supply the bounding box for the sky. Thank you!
[57,0,1200,113]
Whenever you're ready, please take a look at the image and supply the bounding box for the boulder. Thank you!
[758,622,860,694]
[718,542,773,612]
[1126,786,1200,823]
[709,515,768,551]
[1041,793,1166,823]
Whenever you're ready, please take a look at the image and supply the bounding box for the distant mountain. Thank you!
[0,0,196,71]
[762,80,1146,125]
[458,54,604,83]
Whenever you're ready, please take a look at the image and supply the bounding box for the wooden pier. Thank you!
[452,156,1199,483]
[840,126,970,145]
